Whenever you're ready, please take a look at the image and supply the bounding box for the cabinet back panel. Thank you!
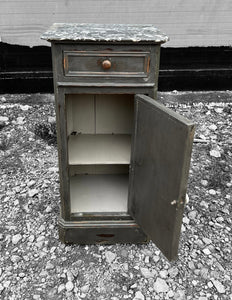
[66,94,134,135]
[70,174,128,213]
[96,94,134,134]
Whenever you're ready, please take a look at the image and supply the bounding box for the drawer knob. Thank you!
[102,59,111,70]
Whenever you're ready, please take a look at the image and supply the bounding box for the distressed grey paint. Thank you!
[41,23,169,43]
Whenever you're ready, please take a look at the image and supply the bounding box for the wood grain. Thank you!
[0,0,232,47]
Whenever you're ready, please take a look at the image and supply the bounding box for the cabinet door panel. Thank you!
[128,94,195,260]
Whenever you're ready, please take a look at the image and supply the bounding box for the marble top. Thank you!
[41,23,169,44]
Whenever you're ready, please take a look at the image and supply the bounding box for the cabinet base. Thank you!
[58,217,148,244]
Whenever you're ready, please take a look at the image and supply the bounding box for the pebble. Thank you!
[16,116,25,124]
[168,267,179,278]
[188,261,195,270]
[12,233,22,245]
[203,248,211,255]
[133,291,144,300]
[153,278,169,293]
[140,267,154,279]
[209,124,217,131]
[10,255,21,263]
[211,279,225,293]
[203,237,212,245]
[209,149,221,158]
[188,210,197,220]
[183,216,190,224]
[167,290,174,298]
[208,189,216,195]
[0,116,9,122]
[105,251,117,264]
[46,262,54,270]
[153,255,160,263]
[65,281,74,292]
[27,180,36,187]
[201,179,208,186]
[81,285,89,293]
[160,270,168,279]
[28,189,39,197]
[58,284,65,293]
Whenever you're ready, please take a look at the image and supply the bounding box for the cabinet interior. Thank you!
[66,94,134,214]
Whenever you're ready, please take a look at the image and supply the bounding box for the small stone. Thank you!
[12,233,22,245]
[140,267,153,279]
[133,291,144,300]
[0,116,9,122]
[207,281,213,288]
[65,281,74,292]
[48,116,56,123]
[11,255,21,263]
[121,249,128,257]
[58,284,65,293]
[209,204,217,212]
[153,255,160,263]
[144,256,149,264]
[181,224,186,232]
[27,180,36,187]
[3,281,10,288]
[209,124,217,131]
[167,290,174,298]
[210,149,221,158]
[183,216,190,224]
[188,210,197,220]
[201,180,208,187]
[28,189,39,197]
[105,251,117,264]
[174,290,185,300]
[168,267,178,278]
[153,278,169,293]
[28,235,35,242]
[208,189,216,195]
[203,248,211,255]
[188,261,195,270]
[46,262,54,270]
[80,285,89,293]
[192,280,198,286]
[211,279,225,293]
[16,117,25,124]
[0,284,4,292]
[160,270,168,279]
[202,237,212,245]
[130,283,137,289]
[200,268,209,279]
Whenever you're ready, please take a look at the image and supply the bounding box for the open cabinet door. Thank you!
[128,94,195,261]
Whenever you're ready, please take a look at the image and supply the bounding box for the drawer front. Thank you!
[52,44,159,85]
[63,50,150,79]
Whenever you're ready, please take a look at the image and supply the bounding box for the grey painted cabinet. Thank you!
[41,24,194,261]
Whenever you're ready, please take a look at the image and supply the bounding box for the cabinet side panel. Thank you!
[69,94,95,134]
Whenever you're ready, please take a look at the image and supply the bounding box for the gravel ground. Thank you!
[0,92,231,300]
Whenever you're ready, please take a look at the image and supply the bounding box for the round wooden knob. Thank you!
[102,59,111,70]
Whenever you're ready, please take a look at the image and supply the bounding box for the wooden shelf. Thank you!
[70,174,128,213]
[68,134,131,165]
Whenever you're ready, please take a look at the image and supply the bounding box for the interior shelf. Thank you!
[68,134,131,165]
[70,174,128,213]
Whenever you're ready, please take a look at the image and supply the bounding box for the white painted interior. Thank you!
[68,134,131,165]
[70,174,128,213]
[1,0,232,47]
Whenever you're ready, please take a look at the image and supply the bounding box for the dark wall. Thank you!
[0,42,231,93]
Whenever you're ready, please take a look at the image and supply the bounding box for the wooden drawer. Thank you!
[52,44,159,85]
[64,50,150,78]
